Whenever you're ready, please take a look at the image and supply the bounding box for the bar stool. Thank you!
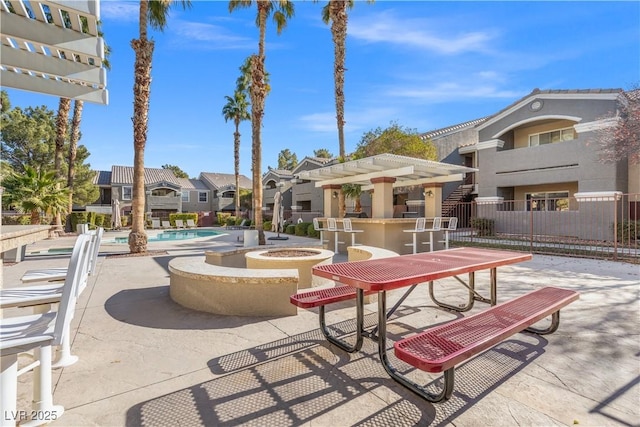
[439,217,458,249]
[403,217,426,254]
[313,218,329,248]
[342,218,363,247]
[421,217,442,252]
[327,218,344,253]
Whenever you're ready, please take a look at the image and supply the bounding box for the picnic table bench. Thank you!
[392,286,579,402]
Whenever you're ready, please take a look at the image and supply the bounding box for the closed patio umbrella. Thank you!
[268,190,288,240]
[112,199,122,230]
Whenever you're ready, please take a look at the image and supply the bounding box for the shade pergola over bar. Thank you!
[0,0,108,105]
[296,153,477,190]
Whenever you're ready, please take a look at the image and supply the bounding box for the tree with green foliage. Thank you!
[277,148,298,170]
[314,148,333,158]
[229,0,295,245]
[162,164,189,178]
[354,121,437,160]
[1,101,98,207]
[2,165,69,224]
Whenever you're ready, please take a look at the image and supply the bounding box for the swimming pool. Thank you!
[112,229,221,244]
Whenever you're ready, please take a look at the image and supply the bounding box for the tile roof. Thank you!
[199,172,252,189]
[110,165,180,185]
[93,170,112,186]
[176,178,209,190]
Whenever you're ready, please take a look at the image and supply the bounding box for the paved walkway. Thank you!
[2,227,639,426]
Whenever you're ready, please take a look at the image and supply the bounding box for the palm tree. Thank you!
[229,0,294,245]
[3,165,69,225]
[129,0,191,253]
[54,97,71,231]
[320,0,373,217]
[222,90,250,219]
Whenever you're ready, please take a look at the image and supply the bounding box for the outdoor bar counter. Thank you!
[320,217,443,255]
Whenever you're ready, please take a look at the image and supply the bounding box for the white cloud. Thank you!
[387,82,523,102]
[171,20,254,49]
[100,1,139,23]
[349,10,495,55]
[299,107,398,135]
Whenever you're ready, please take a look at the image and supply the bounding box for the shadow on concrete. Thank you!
[126,324,548,426]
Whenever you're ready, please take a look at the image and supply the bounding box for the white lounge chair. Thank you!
[162,220,172,229]
[2,232,94,368]
[20,227,103,286]
[175,219,185,229]
[186,219,196,228]
[151,219,161,229]
[1,233,92,426]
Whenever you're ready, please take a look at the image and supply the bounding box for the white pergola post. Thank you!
[322,185,341,218]
[423,183,443,217]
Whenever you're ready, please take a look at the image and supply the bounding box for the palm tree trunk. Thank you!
[331,0,348,217]
[253,5,268,245]
[54,98,71,231]
[234,123,241,219]
[66,100,83,231]
[129,0,153,253]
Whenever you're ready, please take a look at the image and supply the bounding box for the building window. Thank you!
[123,186,132,200]
[529,128,575,146]
[181,191,189,202]
[526,192,569,211]
[198,192,208,203]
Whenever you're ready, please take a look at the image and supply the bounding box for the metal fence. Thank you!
[446,193,639,263]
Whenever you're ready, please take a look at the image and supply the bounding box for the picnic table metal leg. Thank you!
[525,311,561,335]
[376,291,454,402]
[318,289,364,353]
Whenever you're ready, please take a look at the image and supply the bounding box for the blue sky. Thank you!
[4,1,639,179]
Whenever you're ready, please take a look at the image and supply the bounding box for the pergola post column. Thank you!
[322,185,341,218]
[423,183,443,217]
[370,177,396,218]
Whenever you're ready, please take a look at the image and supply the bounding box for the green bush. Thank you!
[285,224,296,235]
[295,222,311,236]
[94,214,106,227]
[2,215,31,225]
[263,220,272,231]
[307,224,320,238]
[217,212,231,225]
[170,213,198,226]
[615,220,639,242]
[226,217,237,227]
[470,217,495,236]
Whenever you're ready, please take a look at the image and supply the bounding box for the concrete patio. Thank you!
[2,227,638,426]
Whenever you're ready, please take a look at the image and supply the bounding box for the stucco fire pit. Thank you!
[245,248,334,289]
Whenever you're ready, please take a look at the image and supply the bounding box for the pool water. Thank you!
[113,229,220,244]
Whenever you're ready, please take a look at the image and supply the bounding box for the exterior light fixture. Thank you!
[424,190,434,198]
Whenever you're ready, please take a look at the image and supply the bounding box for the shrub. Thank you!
[307,224,320,238]
[470,217,495,236]
[615,220,639,242]
[217,212,231,225]
[226,217,236,227]
[285,224,296,235]
[263,221,272,231]
[170,213,198,226]
[295,222,311,236]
